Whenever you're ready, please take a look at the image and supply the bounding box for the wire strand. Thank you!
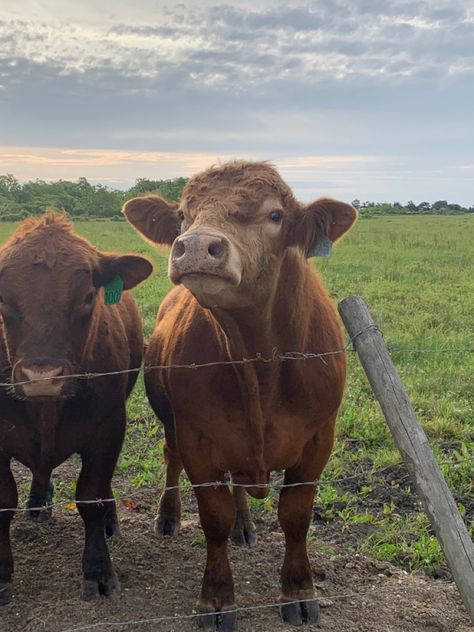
[1,456,471,515]
[58,583,411,632]
[1,329,473,389]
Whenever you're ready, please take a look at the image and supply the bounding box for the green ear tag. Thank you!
[307,235,333,258]
[104,275,124,305]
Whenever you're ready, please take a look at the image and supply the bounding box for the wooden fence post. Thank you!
[338,296,474,623]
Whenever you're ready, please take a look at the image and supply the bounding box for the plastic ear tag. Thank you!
[307,235,333,258]
[104,275,124,305]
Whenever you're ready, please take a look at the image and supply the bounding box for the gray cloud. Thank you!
[1,2,473,90]
[0,1,473,203]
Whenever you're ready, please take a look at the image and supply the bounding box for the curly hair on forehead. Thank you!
[0,212,102,272]
[182,160,297,209]
[1,212,74,250]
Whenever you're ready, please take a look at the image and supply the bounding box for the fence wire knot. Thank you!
[347,324,381,350]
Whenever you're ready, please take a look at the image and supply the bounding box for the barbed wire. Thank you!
[1,343,474,389]
[1,455,472,515]
[0,348,350,389]
[389,347,474,354]
[59,583,412,632]
[1,326,473,514]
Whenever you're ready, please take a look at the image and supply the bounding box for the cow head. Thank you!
[123,161,356,309]
[0,215,152,401]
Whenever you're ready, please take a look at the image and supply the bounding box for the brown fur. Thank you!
[124,161,357,627]
[0,214,152,604]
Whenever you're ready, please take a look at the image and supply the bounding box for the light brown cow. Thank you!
[0,214,152,603]
[124,161,356,629]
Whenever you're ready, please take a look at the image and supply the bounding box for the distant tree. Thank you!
[417,202,431,214]
[126,177,187,202]
[0,174,471,218]
[0,174,21,198]
[432,200,448,211]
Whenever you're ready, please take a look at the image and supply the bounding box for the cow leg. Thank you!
[155,439,183,537]
[277,431,334,626]
[26,473,53,522]
[0,459,17,605]
[104,484,120,538]
[76,410,125,601]
[230,484,257,547]
[186,464,236,631]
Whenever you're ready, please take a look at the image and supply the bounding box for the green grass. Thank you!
[1,215,473,574]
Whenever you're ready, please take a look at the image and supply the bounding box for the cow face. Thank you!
[0,216,152,401]
[123,161,356,309]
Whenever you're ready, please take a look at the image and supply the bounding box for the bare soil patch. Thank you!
[2,464,472,632]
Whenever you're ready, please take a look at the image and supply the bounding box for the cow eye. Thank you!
[84,291,95,304]
[268,210,282,223]
[0,295,4,304]
[178,210,185,222]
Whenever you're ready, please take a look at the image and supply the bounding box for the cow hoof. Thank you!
[154,515,180,538]
[231,520,257,547]
[197,607,237,631]
[82,575,121,601]
[0,582,13,606]
[279,598,320,626]
[26,505,52,523]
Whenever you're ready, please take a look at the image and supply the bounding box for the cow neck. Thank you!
[211,306,268,485]
[209,252,306,482]
[212,250,310,391]
[26,400,61,475]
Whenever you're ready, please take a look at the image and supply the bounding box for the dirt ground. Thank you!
[2,467,472,632]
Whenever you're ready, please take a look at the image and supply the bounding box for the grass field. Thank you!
[0,215,473,577]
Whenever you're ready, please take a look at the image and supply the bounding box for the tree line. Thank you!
[0,175,187,221]
[0,174,472,221]
[353,199,474,216]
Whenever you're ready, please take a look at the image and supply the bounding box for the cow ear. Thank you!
[288,198,357,256]
[122,195,181,245]
[93,254,153,290]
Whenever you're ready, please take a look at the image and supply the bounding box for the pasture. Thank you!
[0,215,473,631]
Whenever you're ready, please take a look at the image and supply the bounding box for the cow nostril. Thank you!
[174,240,186,258]
[208,241,223,258]
[21,366,65,381]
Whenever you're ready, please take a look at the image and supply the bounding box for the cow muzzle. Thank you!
[169,231,242,291]
[12,360,74,400]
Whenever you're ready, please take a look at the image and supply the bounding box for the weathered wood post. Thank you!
[338,296,474,623]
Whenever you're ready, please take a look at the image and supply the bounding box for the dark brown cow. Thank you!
[124,161,356,629]
[0,214,152,604]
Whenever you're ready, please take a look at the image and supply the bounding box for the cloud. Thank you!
[2,145,473,206]
[0,1,472,204]
[0,146,235,183]
[1,2,473,89]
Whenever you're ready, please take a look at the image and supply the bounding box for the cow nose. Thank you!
[169,230,242,288]
[14,361,69,398]
[172,232,229,263]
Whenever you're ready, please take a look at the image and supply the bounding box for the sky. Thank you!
[0,0,473,204]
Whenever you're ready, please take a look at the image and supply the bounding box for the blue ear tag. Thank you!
[104,276,124,305]
[307,235,333,258]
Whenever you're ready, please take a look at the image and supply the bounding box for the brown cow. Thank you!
[123,161,356,629]
[0,214,152,604]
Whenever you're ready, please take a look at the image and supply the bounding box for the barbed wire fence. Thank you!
[2,453,473,515]
[1,326,474,390]
[1,330,473,628]
[1,332,473,515]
